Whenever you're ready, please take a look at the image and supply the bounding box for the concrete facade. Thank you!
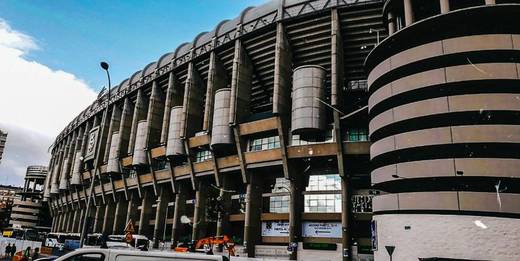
[366,1,520,260]
[0,130,7,165]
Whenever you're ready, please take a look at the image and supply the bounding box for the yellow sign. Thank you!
[2,231,12,237]
[124,219,135,233]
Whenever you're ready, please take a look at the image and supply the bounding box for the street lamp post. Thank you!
[79,62,112,247]
[369,28,382,44]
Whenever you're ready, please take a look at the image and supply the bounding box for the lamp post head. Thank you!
[100,61,109,71]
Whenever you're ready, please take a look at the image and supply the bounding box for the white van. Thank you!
[55,248,229,261]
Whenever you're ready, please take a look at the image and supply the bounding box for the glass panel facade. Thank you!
[195,150,212,162]
[248,136,280,151]
[304,174,342,213]
[345,128,369,142]
[269,178,290,213]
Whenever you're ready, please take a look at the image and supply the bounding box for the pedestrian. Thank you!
[23,246,31,258]
[159,240,165,251]
[5,243,11,259]
[10,244,16,258]
[32,247,39,260]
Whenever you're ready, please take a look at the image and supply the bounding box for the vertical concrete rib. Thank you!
[191,181,208,241]
[160,72,177,144]
[243,173,261,257]
[112,195,129,234]
[102,198,115,234]
[138,189,154,238]
[128,89,148,155]
[204,51,228,132]
[180,62,204,139]
[171,184,186,243]
[153,186,170,248]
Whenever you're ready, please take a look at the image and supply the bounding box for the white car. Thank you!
[55,248,229,261]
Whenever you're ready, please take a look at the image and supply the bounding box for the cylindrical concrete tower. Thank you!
[210,88,233,149]
[166,106,185,161]
[291,65,327,140]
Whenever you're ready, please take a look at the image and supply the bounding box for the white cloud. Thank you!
[0,19,97,184]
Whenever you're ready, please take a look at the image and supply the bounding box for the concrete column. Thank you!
[288,177,304,260]
[485,0,495,4]
[153,186,170,248]
[244,173,262,257]
[74,208,84,233]
[60,211,68,232]
[102,199,116,234]
[191,182,208,241]
[216,175,232,238]
[138,190,154,238]
[440,0,450,14]
[112,197,129,234]
[68,209,77,232]
[125,192,140,226]
[388,12,395,35]
[51,210,57,232]
[403,0,414,26]
[172,184,187,243]
[341,176,352,261]
[93,204,106,233]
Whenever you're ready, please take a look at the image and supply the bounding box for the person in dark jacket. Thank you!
[10,244,16,258]
[4,244,11,259]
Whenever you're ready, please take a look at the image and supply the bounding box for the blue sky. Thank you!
[0,0,266,92]
[0,0,266,186]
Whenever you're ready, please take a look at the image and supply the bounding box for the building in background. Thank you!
[9,165,51,232]
[0,130,7,165]
[0,185,21,232]
[365,0,520,260]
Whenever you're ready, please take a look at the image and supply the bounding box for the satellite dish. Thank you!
[180,215,192,224]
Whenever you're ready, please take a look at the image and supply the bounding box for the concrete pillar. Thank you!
[216,175,232,238]
[440,0,450,14]
[51,210,58,232]
[138,190,154,238]
[191,182,208,241]
[60,211,68,232]
[153,186,170,248]
[288,177,304,260]
[172,184,187,243]
[74,208,84,233]
[485,0,495,5]
[388,12,395,35]
[125,192,140,226]
[113,197,129,234]
[341,176,352,261]
[102,199,116,234]
[244,173,262,257]
[93,204,106,233]
[68,209,77,232]
[403,0,414,26]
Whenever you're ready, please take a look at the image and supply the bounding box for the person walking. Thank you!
[4,244,11,260]
[31,248,40,260]
[10,244,16,258]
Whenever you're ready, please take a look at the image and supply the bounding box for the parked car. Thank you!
[55,248,229,261]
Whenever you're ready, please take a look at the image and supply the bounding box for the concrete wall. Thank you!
[373,214,520,261]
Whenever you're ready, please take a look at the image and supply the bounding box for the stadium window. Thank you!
[345,128,368,142]
[269,178,290,213]
[304,174,342,213]
[248,136,280,151]
[195,149,212,162]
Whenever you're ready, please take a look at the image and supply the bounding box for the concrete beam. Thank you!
[203,51,228,132]
[128,89,148,155]
[112,195,129,234]
[172,183,187,243]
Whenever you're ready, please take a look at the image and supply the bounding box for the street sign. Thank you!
[124,219,135,233]
[84,127,100,161]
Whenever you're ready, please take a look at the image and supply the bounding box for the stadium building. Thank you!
[44,0,520,260]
